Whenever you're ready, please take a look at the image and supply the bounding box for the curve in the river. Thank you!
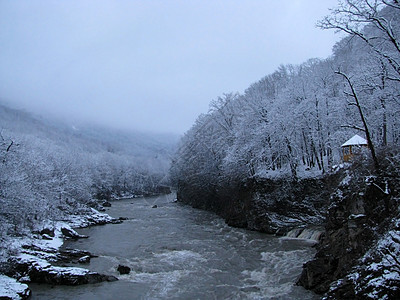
[30,194,318,300]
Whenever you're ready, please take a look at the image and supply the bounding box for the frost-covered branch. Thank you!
[341,124,367,131]
[319,0,400,79]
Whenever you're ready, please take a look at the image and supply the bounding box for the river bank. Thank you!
[298,156,400,299]
[27,194,318,299]
[176,171,343,236]
[0,207,125,299]
[176,152,400,298]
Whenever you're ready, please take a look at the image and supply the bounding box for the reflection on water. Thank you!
[30,194,318,299]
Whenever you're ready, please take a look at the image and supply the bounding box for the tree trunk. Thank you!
[381,98,387,146]
[336,71,380,170]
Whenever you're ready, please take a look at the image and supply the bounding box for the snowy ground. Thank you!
[0,274,31,300]
[329,221,400,299]
[0,208,119,299]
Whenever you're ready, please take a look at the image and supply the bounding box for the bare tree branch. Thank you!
[6,140,13,153]
[341,125,367,131]
[336,69,380,169]
[319,0,400,80]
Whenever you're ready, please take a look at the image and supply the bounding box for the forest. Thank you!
[171,0,400,190]
[170,1,400,297]
[1,1,400,298]
[0,104,176,239]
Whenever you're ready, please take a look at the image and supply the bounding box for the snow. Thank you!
[365,177,391,195]
[348,214,366,220]
[17,253,91,276]
[341,134,368,147]
[36,224,64,249]
[0,274,30,300]
[339,171,352,187]
[65,208,114,228]
[4,222,69,263]
[255,161,329,180]
[1,208,117,267]
[18,253,51,267]
[329,221,400,298]
[0,208,121,300]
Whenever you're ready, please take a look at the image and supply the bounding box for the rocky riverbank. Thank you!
[177,172,342,236]
[0,209,123,299]
[298,155,400,299]
[177,151,400,298]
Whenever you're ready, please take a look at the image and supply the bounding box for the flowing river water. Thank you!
[30,194,319,299]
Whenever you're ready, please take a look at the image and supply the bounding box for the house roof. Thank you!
[342,134,368,147]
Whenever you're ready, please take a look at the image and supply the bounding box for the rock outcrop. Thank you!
[177,173,341,235]
[9,255,117,286]
[0,208,125,299]
[298,155,400,298]
[61,227,89,239]
[57,248,96,264]
[177,150,400,297]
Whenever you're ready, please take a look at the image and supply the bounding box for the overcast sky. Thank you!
[0,0,341,134]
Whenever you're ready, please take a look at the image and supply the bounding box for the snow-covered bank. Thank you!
[298,154,400,298]
[0,275,31,300]
[325,224,400,299]
[2,209,121,262]
[176,148,400,298]
[10,254,117,286]
[0,209,122,299]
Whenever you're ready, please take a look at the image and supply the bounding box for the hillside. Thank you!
[0,103,177,240]
[170,1,400,298]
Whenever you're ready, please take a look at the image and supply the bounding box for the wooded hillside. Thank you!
[0,104,176,237]
[171,0,400,190]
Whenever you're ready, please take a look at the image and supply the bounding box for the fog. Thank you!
[0,0,340,134]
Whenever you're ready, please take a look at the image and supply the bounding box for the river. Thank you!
[30,194,318,299]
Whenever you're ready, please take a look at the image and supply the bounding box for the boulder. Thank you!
[110,219,123,224]
[40,228,55,237]
[41,234,53,240]
[18,276,30,284]
[12,256,118,286]
[58,249,95,264]
[61,227,88,239]
[102,201,112,207]
[117,265,131,275]
[78,256,91,264]
[151,205,158,208]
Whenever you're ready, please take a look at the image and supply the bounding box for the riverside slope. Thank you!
[177,173,342,236]
[298,157,400,299]
[177,154,400,298]
[0,209,122,299]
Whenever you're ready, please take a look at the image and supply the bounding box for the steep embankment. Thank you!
[177,150,400,298]
[177,172,342,235]
[298,155,400,299]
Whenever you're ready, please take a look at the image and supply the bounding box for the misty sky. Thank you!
[0,0,341,134]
